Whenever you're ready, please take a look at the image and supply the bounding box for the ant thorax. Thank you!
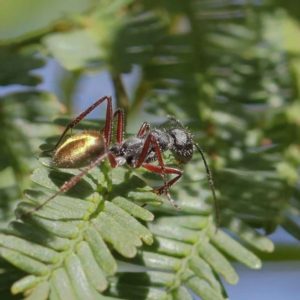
[110,129,174,167]
[110,127,193,168]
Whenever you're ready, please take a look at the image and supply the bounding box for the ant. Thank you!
[20,96,218,224]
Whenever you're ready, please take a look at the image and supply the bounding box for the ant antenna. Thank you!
[166,115,220,228]
[194,143,220,228]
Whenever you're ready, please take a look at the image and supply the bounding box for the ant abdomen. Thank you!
[53,130,106,168]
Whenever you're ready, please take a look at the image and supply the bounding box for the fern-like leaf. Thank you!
[1,149,162,298]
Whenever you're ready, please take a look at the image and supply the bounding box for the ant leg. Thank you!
[101,109,125,144]
[137,122,150,137]
[143,163,183,209]
[19,151,118,219]
[134,133,182,209]
[154,167,183,196]
[44,96,113,152]
[194,143,220,228]
[102,119,148,149]
[113,109,125,144]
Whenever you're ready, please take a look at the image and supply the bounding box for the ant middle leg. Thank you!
[137,122,151,137]
[143,163,183,209]
[100,108,125,145]
[134,132,183,209]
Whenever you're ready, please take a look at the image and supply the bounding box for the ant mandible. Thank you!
[20,96,218,224]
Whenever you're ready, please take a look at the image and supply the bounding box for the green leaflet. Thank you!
[92,212,142,257]
[25,281,50,300]
[189,257,223,293]
[0,1,91,42]
[172,286,194,300]
[51,268,78,300]
[182,269,225,300]
[84,226,117,276]
[111,196,154,221]
[42,30,103,71]
[208,226,262,269]
[0,50,44,86]
[112,271,175,287]
[23,189,96,220]
[64,253,95,300]
[103,201,153,245]
[9,221,70,252]
[117,250,182,271]
[11,275,43,295]
[0,234,59,264]
[149,236,192,257]
[0,247,49,277]
[76,241,108,292]
[198,240,238,285]
[223,216,274,252]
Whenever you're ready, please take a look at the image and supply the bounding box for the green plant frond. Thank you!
[1,148,163,298]
[110,211,273,300]
[0,48,45,86]
[0,91,63,227]
[1,129,274,299]
[98,149,274,299]
[91,155,273,298]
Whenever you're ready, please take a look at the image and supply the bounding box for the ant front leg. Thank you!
[143,163,183,209]
[44,96,114,152]
[135,133,183,209]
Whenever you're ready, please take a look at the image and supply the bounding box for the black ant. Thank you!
[20,96,218,223]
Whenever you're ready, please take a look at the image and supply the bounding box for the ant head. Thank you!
[168,128,194,164]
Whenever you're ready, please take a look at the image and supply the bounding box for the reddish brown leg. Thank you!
[101,108,125,144]
[44,96,113,152]
[150,166,183,196]
[137,122,150,137]
[18,151,118,219]
[135,132,182,209]
[143,163,183,209]
[113,109,125,144]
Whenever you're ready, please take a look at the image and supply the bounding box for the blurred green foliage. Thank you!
[0,0,300,299]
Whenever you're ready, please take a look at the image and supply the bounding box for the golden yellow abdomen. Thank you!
[53,130,106,168]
